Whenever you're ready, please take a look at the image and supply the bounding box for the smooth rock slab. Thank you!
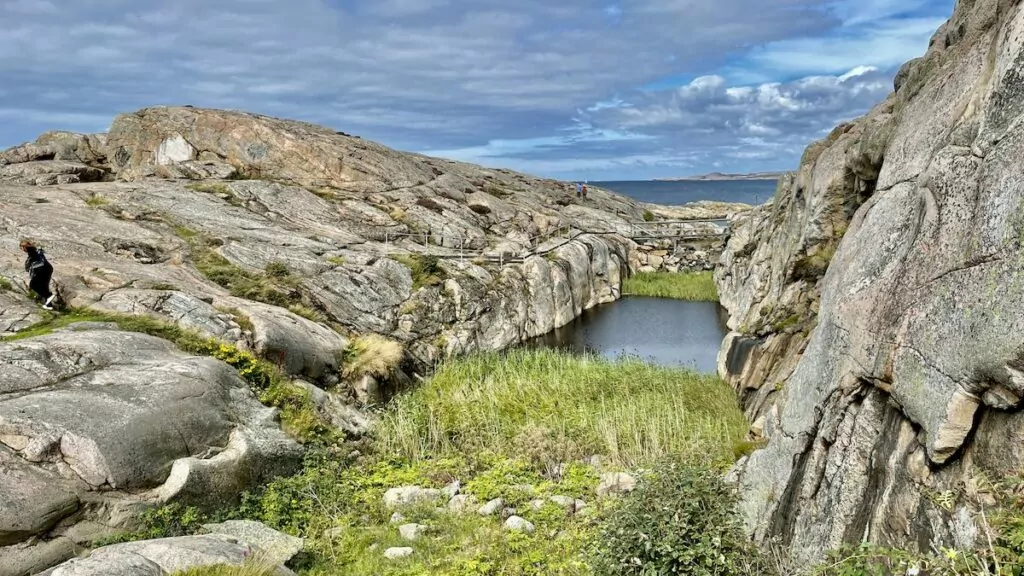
[201,520,303,566]
[36,534,296,576]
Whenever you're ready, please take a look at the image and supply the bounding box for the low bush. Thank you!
[0,277,11,292]
[642,210,655,222]
[623,272,719,302]
[590,459,765,576]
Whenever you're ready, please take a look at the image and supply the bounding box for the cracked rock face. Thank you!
[0,328,302,572]
[716,0,1024,566]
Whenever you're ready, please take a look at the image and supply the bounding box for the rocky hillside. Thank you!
[715,0,1024,566]
[0,106,743,574]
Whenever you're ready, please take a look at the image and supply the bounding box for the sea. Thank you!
[592,179,777,206]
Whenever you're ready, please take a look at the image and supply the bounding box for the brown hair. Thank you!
[19,239,35,251]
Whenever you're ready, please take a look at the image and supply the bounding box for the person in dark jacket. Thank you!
[20,239,56,310]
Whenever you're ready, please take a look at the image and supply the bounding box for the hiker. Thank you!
[20,239,56,310]
[575,182,582,198]
[581,184,588,199]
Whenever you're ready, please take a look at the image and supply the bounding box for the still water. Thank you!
[525,297,729,373]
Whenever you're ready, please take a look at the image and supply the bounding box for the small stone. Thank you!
[504,516,535,533]
[478,498,504,516]
[384,547,414,559]
[529,499,546,511]
[500,507,517,520]
[384,486,442,508]
[399,523,427,541]
[390,512,406,524]
[447,494,478,513]
[573,499,587,512]
[442,480,461,499]
[511,483,537,496]
[597,472,637,497]
[549,495,575,508]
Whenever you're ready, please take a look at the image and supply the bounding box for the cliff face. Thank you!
[716,0,1024,564]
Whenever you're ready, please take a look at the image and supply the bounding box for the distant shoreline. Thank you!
[654,171,786,182]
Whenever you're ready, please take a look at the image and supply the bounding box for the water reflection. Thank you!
[524,297,729,373]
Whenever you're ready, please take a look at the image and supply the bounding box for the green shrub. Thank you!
[623,272,719,302]
[790,244,837,283]
[590,460,764,576]
[390,254,448,289]
[95,503,206,546]
[85,193,110,207]
[642,210,655,222]
[189,238,300,308]
[264,261,291,278]
[0,277,11,292]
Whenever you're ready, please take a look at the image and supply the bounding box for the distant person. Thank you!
[575,182,582,198]
[20,239,56,310]
[581,184,588,199]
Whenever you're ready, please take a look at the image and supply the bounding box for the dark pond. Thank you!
[525,297,729,373]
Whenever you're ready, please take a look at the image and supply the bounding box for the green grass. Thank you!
[2,308,331,443]
[375,349,748,469]
[390,254,448,289]
[0,277,11,292]
[623,271,719,302]
[85,193,110,207]
[187,236,303,308]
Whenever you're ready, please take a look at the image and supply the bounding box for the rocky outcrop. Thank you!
[716,0,1024,565]
[0,106,719,571]
[0,327,301,575]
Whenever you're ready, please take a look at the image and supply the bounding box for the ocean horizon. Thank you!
[592,179,777,206]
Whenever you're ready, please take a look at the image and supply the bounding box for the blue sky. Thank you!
[0,0,954,180]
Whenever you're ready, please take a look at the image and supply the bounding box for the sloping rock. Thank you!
[0,328,301,564]
[716,0,1024,565]
[35,533,296,576]
[200,520,303,566]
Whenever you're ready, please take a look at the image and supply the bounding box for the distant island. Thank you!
[657,171,787,181]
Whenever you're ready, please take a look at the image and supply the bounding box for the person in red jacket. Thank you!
[20,239,56,310]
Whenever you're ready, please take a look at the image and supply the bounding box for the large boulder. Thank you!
[0,328,301,571]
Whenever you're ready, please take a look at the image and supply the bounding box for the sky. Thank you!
[1,0,955,181]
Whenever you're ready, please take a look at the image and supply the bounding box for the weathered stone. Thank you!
[596,472,637,497]
[446,494,478,514]
[383,486,442,508]
[398,523,427,541]
[477,498,504,516]
[504,516,535,533]
[201,520,303,566]
[384,547,414,560]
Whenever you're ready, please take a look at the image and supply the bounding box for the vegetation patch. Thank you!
[85,193,110,207]
[375,349,747,469]
[790,243,838,283]
[390,254,448,289]
[623,271,719,302]
[591,459,767,576]
[642,210,655,222]
[0,277,11,292]
[3,309,331,443]
[185,235,303,308]
[340,334,404,381]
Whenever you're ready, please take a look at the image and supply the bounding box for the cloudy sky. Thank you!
[1,0,953,180]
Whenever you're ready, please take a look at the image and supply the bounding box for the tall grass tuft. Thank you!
[624,271,719,302]
[341,334,404,380]
[376,349,747,469]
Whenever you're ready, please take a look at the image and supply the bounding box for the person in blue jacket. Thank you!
[20,239,56,310]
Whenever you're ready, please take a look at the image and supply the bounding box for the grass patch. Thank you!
[187,182,243,207]
[390,254,447,289]
[623,271,719,302]
[217,306,255,333]
[187,238,302,309]
[171,560,279,576]
[3,308,331,443]
[288,304,323,323]
[376,349,747,469]
[85,193,110,207]
[340,334,404,380]
[327,256,346,266]
[790,243,838,283]
[0,277,11,292]
[642,210,655,222]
